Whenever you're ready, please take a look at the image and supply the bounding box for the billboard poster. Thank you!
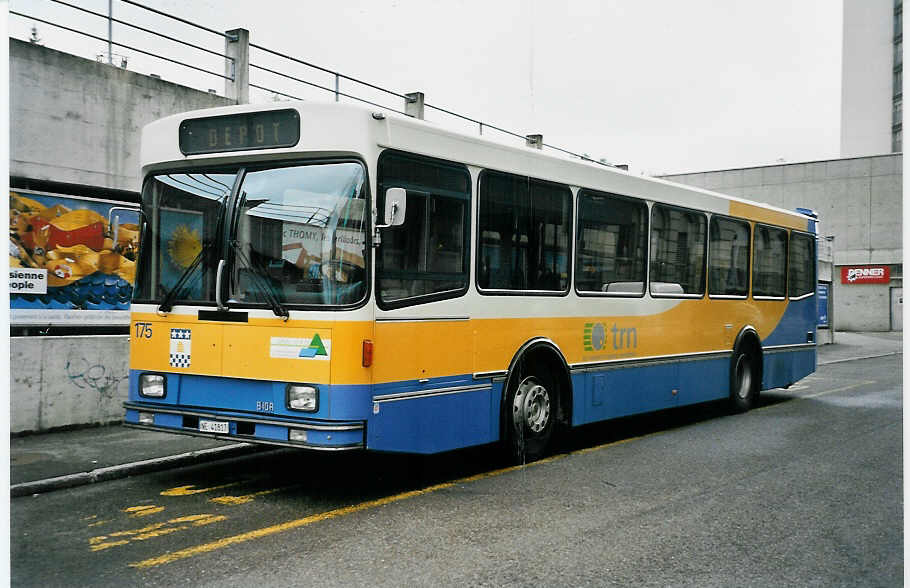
[817,283,829,328]
[9,190,140,326]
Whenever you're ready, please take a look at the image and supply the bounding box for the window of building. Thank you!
[575,189,647,295]
[376,151,471,308]
[752,225,788,298]
[649,204,706,296]
[708,216,750,297]
[788,232,816,298]
[478,170,571,292]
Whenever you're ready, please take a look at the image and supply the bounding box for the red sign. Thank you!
[841,265,890,284]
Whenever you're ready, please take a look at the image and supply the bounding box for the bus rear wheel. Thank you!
[507,372,557,463]
[729,347,758,413]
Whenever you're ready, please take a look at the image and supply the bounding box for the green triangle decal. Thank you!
[308,333,327,356]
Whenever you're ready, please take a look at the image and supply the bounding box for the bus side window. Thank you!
[376,151,471,308]
[478,170,571,293]
[708,216,750,297]
[753,224,788,298]
[649,204,707,296]
[788,232,815,298]
[575,189,647,296]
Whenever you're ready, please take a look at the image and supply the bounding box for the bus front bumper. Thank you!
[123,402,365,451]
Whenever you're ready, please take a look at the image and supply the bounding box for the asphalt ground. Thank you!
[9,330,902,496]
[10,351,902,586]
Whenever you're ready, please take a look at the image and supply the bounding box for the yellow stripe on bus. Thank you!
[728,200,809,231]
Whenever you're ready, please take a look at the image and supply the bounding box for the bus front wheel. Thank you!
[507,372,557,463]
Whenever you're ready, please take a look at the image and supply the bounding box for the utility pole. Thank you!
[107,0,113,65]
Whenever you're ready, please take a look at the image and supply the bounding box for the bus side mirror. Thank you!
[383,187,407,227]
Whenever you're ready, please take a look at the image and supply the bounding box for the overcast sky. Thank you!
[9,0,843,175]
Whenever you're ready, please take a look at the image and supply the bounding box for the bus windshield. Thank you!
[135,161,367,308]
[231,162,367,307]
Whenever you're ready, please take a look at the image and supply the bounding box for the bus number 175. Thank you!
[134,322,153,339]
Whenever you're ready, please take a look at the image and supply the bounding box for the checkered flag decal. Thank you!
[169,328,192,368]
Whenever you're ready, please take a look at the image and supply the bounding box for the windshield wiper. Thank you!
[228,239,289,321]
[156,247,208,314]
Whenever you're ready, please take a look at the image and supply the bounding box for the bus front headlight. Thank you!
[287,384,318,412]
[139,374,166,398]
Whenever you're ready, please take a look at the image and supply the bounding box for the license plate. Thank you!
[199,419,229,434]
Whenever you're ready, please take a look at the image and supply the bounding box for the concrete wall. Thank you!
[661,154,903,332]
[840,0,895,158]
[10,336,129,433]
[10,38,232,191]
[10,40,234,432]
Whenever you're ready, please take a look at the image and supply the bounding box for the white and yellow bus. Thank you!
[125,101,817,461]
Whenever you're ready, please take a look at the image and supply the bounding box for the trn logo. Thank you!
[584,322,638,351]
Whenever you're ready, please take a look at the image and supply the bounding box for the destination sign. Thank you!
[179,109,300,155]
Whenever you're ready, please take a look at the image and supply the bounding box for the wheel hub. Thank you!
[513,377,551,434]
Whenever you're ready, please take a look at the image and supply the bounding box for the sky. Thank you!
[8,0,844,175]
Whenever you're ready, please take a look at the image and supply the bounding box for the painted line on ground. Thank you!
[129,433,651,569]
[799,380,877,399]
[818,351,902,366]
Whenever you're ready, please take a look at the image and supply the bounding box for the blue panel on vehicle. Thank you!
[763,349,816,390]
[677,357,729,406]
[367,386,496,454]
[576,361,679,426]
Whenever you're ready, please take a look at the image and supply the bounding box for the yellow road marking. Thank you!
[90,514,226,552]
[130,438,655,569]
[88,520,112,528]
[161,482,245,496]
[210,486,294,505]
[124,505,165,518]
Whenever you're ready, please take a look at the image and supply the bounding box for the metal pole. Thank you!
[335,73,339,102]
[107,0,113,64]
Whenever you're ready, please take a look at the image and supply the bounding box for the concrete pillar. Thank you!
[405,92,424,119]
[225,28,250,104]
[526,134,543,149]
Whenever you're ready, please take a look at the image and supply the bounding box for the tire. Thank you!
[506,370,557,463]
[729,346,758,413]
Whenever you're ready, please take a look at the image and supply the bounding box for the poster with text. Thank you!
[10,190,140,326]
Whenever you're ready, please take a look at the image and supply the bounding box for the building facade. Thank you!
[841,0,903,156]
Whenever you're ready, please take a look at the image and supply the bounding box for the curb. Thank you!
[11,442,264,498]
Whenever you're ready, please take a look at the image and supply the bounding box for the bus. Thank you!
[124,101,817,462]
